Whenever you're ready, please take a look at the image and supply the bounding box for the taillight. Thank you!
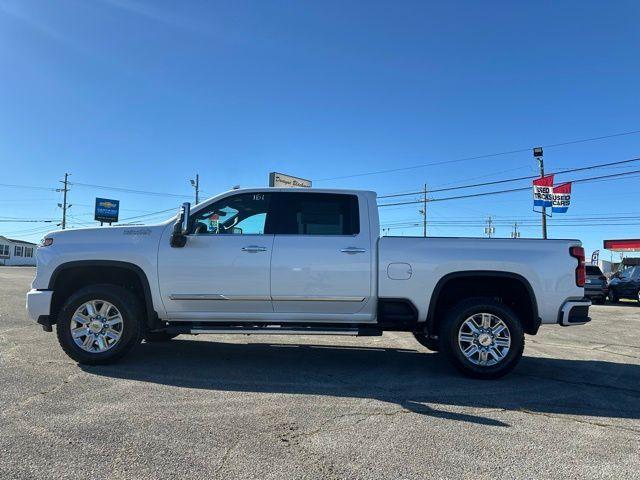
[570,246,586,287]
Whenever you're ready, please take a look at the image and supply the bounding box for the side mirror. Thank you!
[179,202,191,235]
[170,202,191,248]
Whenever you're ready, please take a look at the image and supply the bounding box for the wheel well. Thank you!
[427,273,540,335]
[49,263,158,328]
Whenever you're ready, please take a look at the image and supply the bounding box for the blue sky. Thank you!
[1,0,639,257]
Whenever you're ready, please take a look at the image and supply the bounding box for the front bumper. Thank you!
[26,289,53,329]
[558,298,591,326]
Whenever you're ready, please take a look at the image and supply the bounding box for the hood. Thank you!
[44,222,171,245]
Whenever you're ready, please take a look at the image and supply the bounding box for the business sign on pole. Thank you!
[532,175,554,208]
[551,182,572,213]
[94,198,120,223]
[269,172,312,188]
[591,250,600,265]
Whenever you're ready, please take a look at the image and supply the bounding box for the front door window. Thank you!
[190,193,271,235]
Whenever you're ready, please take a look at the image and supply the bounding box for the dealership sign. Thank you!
[532,175,554,207]
[551,182,572,213]
[94,198,120,223]
[532,176,572,214]
[269,172,312,188]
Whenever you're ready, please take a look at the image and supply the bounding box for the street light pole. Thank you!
[534,147,547,239]
[418,183,427,237]
[190,174,200,204]
[57,173,70,230]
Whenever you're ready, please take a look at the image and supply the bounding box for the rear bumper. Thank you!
[26,289,53,329]
[558,298,591,326]
[584,284,608,298]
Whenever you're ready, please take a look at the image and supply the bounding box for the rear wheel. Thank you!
[413,333,440,352]
[56,284,143,365]
[608,290,619,303]
[440,298,524,379]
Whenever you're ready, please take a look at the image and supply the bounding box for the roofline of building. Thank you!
[0,236,37,246]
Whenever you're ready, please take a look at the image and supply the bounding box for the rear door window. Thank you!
[269,193,360,235]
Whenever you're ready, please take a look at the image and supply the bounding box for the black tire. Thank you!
[56,284,143,365]
[440,297,525,380]
[144,331,179,343]
[413,333,440,352]
[592,297,605,305]
[608,290,619,304]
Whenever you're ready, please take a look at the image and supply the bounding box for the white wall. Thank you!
[0,238,36,266]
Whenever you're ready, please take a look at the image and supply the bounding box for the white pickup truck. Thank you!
[26,188,590,378]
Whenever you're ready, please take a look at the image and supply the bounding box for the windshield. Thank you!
[618,267,637,279]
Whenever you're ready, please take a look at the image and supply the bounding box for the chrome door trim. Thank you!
[169,294,270,301]
[170,294,366,302]
[272,295,366,302]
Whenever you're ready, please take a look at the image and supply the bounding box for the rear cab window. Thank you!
[585,266,603,276]
[268,192,360,235]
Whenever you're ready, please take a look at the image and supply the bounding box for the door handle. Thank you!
[241,245,267,253]
[340,247,366,254]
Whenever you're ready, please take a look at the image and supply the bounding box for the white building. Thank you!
[0,236,37,266]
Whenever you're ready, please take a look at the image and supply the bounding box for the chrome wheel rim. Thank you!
[458,313,511,366]
[70,300,123,353]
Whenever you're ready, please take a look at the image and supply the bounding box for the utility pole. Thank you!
[57,173,70,230]
[418,183,427,237]
[511,222,521,239]
[190,174,200,204]
[533,147,547,239]
[484,216,495,238]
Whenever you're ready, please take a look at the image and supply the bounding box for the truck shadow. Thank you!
[82,339,640,428]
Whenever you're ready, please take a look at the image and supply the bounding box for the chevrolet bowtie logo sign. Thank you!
[94,197,120,224]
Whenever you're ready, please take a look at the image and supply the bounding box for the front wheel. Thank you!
[608,290,619,304]
[56,284,143,365]
[440,298,524,379]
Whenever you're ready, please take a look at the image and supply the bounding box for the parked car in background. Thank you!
[584,265,608,304]
[608,266,640,304]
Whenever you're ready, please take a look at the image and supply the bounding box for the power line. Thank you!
[0,219,55,223]
[0,183,57,191]
[317,129,640,182]
[69,181,192,199]
[378,168,640,207]
[378,156,640,199]
[118,207,177,222]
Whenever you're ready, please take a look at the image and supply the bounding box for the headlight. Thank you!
[39,237,54,247]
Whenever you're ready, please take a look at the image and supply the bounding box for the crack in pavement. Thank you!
[516,408,640,434]
[213,440,239,478]
[514,371,640,396]
[2,370,83,416]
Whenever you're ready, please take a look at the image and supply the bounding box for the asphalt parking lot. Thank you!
[1,266,639,479]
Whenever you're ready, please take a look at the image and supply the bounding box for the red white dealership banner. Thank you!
[532,175,554,208]
[551,182,572,213]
